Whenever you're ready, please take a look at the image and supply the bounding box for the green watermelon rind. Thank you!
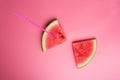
[73,39,97,69]
[42,19,58,52]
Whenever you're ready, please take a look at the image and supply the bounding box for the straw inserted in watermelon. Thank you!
[42,19,66,52]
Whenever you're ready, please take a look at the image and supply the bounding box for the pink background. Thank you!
[0,0,120,80]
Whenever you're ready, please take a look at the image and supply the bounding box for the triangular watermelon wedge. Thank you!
[42,19,66,52]
[72,38,97,68]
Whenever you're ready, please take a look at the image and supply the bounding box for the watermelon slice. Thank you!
[42,19,66,52]
[72,38,97,68]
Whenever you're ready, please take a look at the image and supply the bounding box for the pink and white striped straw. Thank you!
[14,13,56,38]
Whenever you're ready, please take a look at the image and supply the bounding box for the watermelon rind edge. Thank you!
[41,19,58,52]
[77,39,97,69]
[76,39,97,69]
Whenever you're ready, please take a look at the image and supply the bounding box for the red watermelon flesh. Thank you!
[72,38,97,68]
[42,19,66,52]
